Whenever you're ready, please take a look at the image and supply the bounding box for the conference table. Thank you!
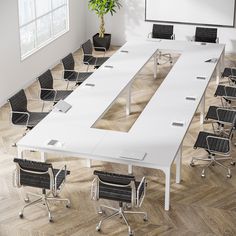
[17,39,225,211]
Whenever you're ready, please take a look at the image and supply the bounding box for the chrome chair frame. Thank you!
[13,161,70,222]
[91,173,147,236]
[191,120,236,178]
[205,107,236,135]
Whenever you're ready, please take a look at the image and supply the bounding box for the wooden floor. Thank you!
[1,47,236,236]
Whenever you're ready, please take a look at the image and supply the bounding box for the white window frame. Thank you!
[18,0,69,60]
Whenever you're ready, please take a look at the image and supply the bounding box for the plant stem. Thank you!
[99,15,105,38]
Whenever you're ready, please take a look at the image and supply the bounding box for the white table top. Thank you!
[17,39,225,170]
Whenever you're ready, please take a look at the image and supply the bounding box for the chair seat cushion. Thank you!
[78,72,93,81]
[12,112,48,127]
[41,90,72,101]
[84,56,109,67]
[76,72,93,85]
[64,71,78,82]
[96,57,109,66]
[194,131,229,153]
[28,112,49,127]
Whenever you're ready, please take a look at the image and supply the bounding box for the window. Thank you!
[18,0,69,59]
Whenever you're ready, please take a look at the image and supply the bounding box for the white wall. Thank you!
[85,0,236,52]
[0,0,86,107]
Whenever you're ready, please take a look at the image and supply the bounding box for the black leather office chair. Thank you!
[205,106,236,135]
[190,116,236,178]
[61,53,93,88]
[194,27,218,43]
[13,158,70,222]
[91,170,147,236]
[38,70,73,111]
[221,67,236,85]
[148,24,174,64]
[8,89,49,129]
[214,84,236,107]
[81,39,109,69]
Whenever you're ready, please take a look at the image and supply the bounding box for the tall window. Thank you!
[18,0,69,59]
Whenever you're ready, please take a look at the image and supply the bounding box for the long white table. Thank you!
[17,39,225,211]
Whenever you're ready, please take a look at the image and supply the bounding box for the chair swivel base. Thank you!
[96,204,148,236]
[19,191,70,222]
[157,52,173,65]
[190,155,235,178]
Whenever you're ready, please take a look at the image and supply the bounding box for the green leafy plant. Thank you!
[88,0,122,38]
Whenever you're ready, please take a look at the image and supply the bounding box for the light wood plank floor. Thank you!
[0,47,236,236]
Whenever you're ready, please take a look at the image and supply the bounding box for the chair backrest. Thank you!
[152,24,174,39]
[93,170,135,203]
[38,70,55,100]
[61,53,75,80]
[13,158,53,190]
[195,27,217,43]
[8,89,28,112]
[81,39,93,55]
[81,39,94,63]
[38,70,53,89]
[62,53,75,71]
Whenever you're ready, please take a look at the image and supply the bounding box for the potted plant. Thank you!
[88,0,122,51]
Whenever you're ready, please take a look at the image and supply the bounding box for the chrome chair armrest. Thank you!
[147,32,152,38]
[94,46,106,57]
[91,178,98,200]
[171,34,175,40]
[41,88,57,102]
[136,177,146,207]
[98,178,131,188]
[13,166,21,187]
[62,69,79,89]
[54,165,67,194]
[83,54,94,66]
[11,111,30,126]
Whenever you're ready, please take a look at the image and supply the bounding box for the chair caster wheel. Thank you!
[24,198,29,203]
[19,212,23,218]
[230,161,235,166]
[201,174,205,178]
[190,162,195,167]
[96,225,101,232]
[66,203,71,208]
[98,208,103,214]
[49,217,53,223]
[227,174,232,178]
[129,231,134,236]
[143,216,148,221]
